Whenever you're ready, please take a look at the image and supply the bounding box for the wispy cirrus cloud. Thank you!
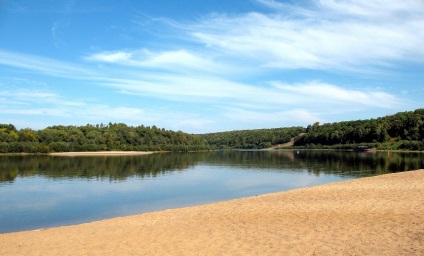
[0,82,216,131]
[1,0,420,132]
[316,0,424,17]
[270,82,401,108]
[99,75,405,111]
[0,86,144,124]
[0,50,95,78]
[87,51,133,63]
[86,49,240,75]
[222,108,321,125]
[188,0,424,71]
[0,46,406,130]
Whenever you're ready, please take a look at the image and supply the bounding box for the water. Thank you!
[0,150,423,233]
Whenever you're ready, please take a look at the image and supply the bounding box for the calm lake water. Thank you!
[1,150,423,233]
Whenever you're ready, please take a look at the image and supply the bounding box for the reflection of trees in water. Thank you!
[0,153,197,182]
[295,151,424,177]
[1,151,423,183]
[197,151,424,177]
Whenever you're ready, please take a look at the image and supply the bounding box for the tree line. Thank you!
[294,108,424,150]
[198,127,305,149]
[0,123,305,153]
[0,123,210,153]
[1,108,423,153]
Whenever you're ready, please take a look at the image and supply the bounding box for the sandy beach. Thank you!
[49,151,155,156]
[1,170,423,255]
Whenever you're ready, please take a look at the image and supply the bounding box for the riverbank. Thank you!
[49,151,155,156]
[0,151,156,157]
[1,170,423,255]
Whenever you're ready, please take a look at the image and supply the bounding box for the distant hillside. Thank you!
[198,127,305,149]
[1,108,423,153]
[294,108,424,150]
[198,108,424,151]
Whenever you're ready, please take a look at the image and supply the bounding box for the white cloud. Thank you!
[100,74,404,111]
[0,83,217,132]
[0,50,94,78]
[86,49,238,75]
[0,102,147,127]
[188,0,424,71]
[141,50,208,68]
[0,86,144,124]
[102,75,258,101]
[316,0,424,17]
[0,87,85,108]
[271,81,402,108]
[222,108,321,125]
[1,0,420,132]
[88,51,133,63]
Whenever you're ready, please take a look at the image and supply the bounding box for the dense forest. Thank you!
[294,109,424,150]
[198,127,305,149]
[1,108,424,153]
[0,123,210,153]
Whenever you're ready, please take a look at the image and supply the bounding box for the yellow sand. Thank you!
[1,170,423,255]
[49,151,154,156]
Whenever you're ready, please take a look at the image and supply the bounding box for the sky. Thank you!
[1,0,423,134]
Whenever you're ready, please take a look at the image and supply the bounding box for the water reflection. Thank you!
[1,151,423,183]
[1,150,423,233]
[0,153,194,183]
[294,150,424,176]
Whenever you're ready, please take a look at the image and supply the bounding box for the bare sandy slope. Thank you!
[1,170,423,256]
[49,151,154,156]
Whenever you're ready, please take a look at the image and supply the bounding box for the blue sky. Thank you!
[1,0,423,133]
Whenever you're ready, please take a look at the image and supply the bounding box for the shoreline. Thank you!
[1,170,423,255]
[48,151,155,156]
[1,149,423,157]
[0,151,156,157]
